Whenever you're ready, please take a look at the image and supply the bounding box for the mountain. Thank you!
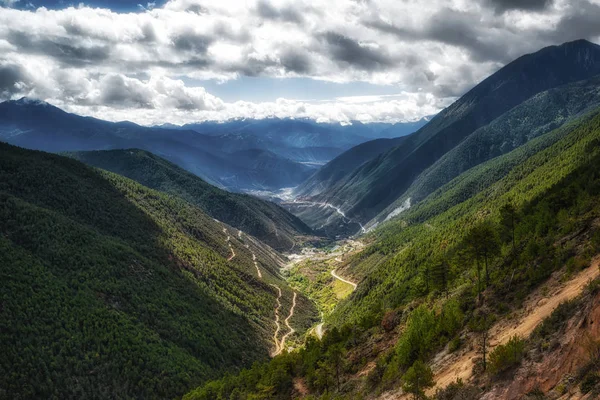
[292,118,431,200]
[181,117,367,148]
[67,148,313,251]
[226,148,314,190]
[0,100,314,192]
[294,136,409,198]
[289,136,409,235]
[183,88,600,400]
[374,74,600,225]
[376,116,431,138]
[176,117,427,165]
[0,142,317,398]
[296,39,600,234]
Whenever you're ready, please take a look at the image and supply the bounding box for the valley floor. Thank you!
[282,239,364,344]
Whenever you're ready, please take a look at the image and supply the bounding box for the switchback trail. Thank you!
[270,284,283,356]
[239,231,262,278]
[222,227,235,261]
[279,292,297,354]
[236,230,297,355]
[252,252,262,278]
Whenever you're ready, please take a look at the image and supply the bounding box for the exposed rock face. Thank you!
[483,290,600,399]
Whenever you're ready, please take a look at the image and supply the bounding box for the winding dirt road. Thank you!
[433,258,600,393]
[279,292,297,353]
[239,231,262,278]
[270,284,283,356]
[314,270,358,340]
[290,200,366,234]
[252,252,263,279]
[223,227,236,261]
[331,269,358,289]
[233,230,296,356]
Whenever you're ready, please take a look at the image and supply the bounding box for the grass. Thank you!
[333,278,355,299]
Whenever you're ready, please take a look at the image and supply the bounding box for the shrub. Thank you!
[434,379,479,400]
[488,335,525,375]
[381,309,401,332]
[439,299,464,337]
[448,337,461,353]
[532,300,578,344]
[580,372,600,394]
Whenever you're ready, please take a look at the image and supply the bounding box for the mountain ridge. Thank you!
[67,148,314,251]
[296,39,600,234]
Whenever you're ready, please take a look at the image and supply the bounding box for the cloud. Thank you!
[542,1,600,43]
[0,0,598,124]
[320,31,394,70]
[0,63,27,97]
[59,88,452,126]
[256,0,303,24]
[0,0,20,8]
[484,0,553,13]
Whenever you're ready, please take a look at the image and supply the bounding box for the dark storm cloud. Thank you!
[0,64,27,98]
[365,10,511,63]
[426,9,510,62]
[321,31,394,70]
[280,50,312,74]
[541,1,600,44]
[172,31,213,53]
[256,0,303,24]
[7,31,110,67]
[484,0,553,13]
[230,56,279,77]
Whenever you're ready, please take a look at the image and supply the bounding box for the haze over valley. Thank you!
[2,1,600,399]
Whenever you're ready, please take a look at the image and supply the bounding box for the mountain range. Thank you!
[66,148,312,251]
[183,40,600,399]
[0,99,427,193]
[3,38,600,400]
[292,39,600,235]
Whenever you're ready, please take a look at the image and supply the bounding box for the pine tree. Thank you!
[401,360,434,400]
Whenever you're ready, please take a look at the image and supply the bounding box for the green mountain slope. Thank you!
[294,136,408,198]
[182,97,600,400]
[0,143,316,399]
[302,39,600,235]
[375,74,600,225]
[333,108,600,326]
[67,148,313,251]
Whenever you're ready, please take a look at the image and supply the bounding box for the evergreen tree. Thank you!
[401,360,434,400]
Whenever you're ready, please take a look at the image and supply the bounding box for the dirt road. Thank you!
[278,292,297,354]
[433,258,600,392]
[331,269,357,289]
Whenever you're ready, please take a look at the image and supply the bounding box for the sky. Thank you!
[0,0,599,125]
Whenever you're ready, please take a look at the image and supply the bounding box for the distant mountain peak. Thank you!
[12,97,51,107]
[561,38,598,48]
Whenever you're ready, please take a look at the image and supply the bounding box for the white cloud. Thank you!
[0,0,599,123]
[0,0,20,7]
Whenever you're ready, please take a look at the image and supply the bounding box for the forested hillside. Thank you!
[67,149,312,251]
[0,143,316,399]
[184,105,600,399]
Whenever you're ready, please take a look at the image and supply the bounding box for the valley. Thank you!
[3,32,600,400]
